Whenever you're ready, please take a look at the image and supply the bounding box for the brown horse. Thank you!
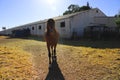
[45,19,59,65]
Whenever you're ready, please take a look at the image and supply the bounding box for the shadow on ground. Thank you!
[45,58,65,80]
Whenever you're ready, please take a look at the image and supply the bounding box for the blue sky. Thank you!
[0,0,120,31]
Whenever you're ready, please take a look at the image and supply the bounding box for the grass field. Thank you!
[0,36,120,80]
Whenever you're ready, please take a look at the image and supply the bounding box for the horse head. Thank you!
[47,19,55,31]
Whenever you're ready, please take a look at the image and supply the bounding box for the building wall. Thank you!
[36,23,46,36]
[94,17,117,27]
[23,22,46,36]
[55,18,71,38]
[70,8,106,37]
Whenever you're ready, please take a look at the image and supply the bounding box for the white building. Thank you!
[0,8,117,38]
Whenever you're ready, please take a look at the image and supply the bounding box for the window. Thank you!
[32,27,34,30]
[60,22,65,28]
[39,25,41,30]
[96,10,99,13]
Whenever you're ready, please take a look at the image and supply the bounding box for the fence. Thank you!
[84,26,120,40]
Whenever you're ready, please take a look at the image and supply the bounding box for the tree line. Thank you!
[115,12,120,28]
[63,2,91,15]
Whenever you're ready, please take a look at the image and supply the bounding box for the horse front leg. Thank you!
[47,44,51,65]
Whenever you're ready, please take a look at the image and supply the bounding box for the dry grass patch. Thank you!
[0,36,8,39]
[0,36,120,80]
[0,46,36,80]
[59,46,120,80]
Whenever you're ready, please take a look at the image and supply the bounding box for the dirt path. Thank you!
[24,44,66,80]
[24,40,120,80]
[24,42,82,80]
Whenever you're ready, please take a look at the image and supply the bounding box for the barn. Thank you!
[0,8,117,38]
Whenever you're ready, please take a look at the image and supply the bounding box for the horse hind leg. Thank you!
[51,46,54,57]
[48,51,51,64]
[54,48,56,56]
[53,48,57,60]
[54,44,57,57]
[51,46,55,61]
[53,45,57,61]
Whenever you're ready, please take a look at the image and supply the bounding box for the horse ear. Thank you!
[47,19,55,24]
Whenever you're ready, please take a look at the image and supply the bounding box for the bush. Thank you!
[12,28,30,38]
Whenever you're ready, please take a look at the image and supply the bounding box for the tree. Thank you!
[63,2,92,15]
[116,18,120,27]
[68,4,80,12]
[87,2,89,7]
[63,4,79,15]
[63,10,72,15]
[115,10,120,28]
[79,6,91,11]
[115,11,120,17]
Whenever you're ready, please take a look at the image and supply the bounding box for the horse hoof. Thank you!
[49,64,52,69]
[49,60,51,64]
[52,56,57,61]
[53,58,55,61]
[54,56,57,59]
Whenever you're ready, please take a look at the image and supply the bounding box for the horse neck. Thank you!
[47,27,56,32]
[47,28,57,36]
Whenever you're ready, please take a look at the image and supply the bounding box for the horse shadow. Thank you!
[45,57,65,80]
